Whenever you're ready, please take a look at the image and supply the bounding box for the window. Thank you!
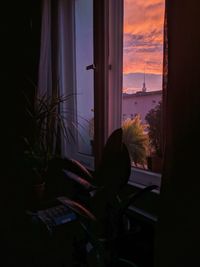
[62,0,164,188]
[66,0,124,169]
[122,0,165,187]
[74,0,94,157]
[58,0,95,170]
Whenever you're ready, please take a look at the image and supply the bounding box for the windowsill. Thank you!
[76,154,160,222]
[76,154,161,195]
[128,167,161,194]
[127,167,161,222]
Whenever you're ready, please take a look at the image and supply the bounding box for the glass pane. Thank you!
[75,0,94,155]
[122,0,165,172]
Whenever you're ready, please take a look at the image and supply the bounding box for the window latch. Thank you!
[86,64,96,70]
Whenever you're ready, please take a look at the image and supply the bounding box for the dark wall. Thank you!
[1,2,41,177]
[1,3,41,264]
[1,1,41,158]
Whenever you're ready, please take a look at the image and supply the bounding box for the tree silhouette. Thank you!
[145,101,162,157]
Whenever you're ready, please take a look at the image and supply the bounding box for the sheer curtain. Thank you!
[155,1,200,266]
[37,0,75,156]
[38,0,52,98]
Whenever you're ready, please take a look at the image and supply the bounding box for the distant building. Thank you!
[122,90,162,123]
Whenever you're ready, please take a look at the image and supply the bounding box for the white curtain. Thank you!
[38,0,52,98]
[37,0,76,156]
[57,0,76,157]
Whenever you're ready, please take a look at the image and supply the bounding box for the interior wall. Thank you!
[1,2,42,263]
[1,1,41,166]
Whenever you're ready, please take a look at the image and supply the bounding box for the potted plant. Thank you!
[122,114,149,168]
[145,101,163,173]
[23,140,47,200]
[59,128,158,267]
[22,90,76,202]
[26,127,157,266]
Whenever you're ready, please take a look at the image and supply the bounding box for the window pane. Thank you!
[75,0,94,155]
[122,0,165,172]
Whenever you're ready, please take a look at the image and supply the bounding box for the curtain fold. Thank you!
[38,0,52,98]
[37,0,58,154]
[161,6,168,160]
[37,0,76,157]
[155,1,200,266]
[57,0,76,158]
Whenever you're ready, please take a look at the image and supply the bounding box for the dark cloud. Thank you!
[124,29,163,53]
[125,29,162,44]
[124,33,145,47]
[123,0,164,74]
[124,47,135,54]
[124,33,142,48]
[145,60,162,69]
[146,2,164,11]
[136,45,163,53]
[147,29,163,41]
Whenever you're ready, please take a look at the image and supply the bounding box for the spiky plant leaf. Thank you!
[122,115,149,165]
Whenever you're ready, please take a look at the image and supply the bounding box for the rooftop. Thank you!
[123,90,162,98]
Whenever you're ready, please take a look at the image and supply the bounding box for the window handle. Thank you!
[86,64,96,70]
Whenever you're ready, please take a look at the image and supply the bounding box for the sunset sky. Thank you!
[123,0,165,92]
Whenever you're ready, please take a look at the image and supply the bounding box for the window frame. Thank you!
[64,0,163,191]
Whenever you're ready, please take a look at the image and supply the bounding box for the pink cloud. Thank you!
[123,0,165,75]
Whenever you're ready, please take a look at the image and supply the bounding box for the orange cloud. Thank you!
[123,0,165,75]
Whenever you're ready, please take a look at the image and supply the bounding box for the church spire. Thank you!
[142,65,147,92]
